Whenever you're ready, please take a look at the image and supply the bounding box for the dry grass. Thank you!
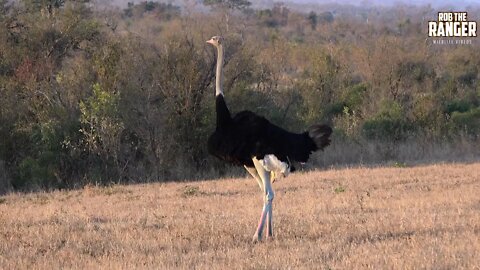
[1,162,479,269]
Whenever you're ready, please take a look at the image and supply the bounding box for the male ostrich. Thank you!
[206,36,332,242]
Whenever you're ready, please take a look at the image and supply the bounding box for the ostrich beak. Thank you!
[206,39,214,45]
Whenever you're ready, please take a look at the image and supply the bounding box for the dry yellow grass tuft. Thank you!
[1,163,479,269]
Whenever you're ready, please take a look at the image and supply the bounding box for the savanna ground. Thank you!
[1,162,479,269]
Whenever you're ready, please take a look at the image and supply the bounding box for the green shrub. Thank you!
[445,100,473,115]
[14,157,55,190]
[326,102,346,117]
[343,83,367,110]
[363,118,412,141]
[362,101,413,141]
[450,107,480,136]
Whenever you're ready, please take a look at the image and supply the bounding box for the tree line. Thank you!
[0,0,478,193]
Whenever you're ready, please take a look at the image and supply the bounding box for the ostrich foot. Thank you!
[252,233,262,243]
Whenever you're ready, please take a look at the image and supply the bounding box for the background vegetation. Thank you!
[0,0,479,192]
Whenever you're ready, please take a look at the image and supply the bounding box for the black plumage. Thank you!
[208,95,332,168]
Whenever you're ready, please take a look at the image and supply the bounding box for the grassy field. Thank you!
[0,162,479,269]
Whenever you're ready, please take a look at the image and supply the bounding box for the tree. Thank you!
[80,83,124,182]
[203,0,251,10]
[308,11,317,30]
[203,0,251,31]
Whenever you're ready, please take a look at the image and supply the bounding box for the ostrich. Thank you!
[206,36,332,242]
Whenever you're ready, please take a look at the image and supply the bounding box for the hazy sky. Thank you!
[285,0,480,10]
[291,0,480,5]
[102,0,480,10]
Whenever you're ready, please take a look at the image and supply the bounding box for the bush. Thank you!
[14,156,55,190]
[343,83,367,111]
[363,101,413,141]
[445,99,473,115]
[363,118,412,141]
[450,107,480,136]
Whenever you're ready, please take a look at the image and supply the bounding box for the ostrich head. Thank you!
[206,36,224,47]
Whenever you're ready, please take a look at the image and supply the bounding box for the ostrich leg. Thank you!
[252,157,274,242]
[245,165,263,190]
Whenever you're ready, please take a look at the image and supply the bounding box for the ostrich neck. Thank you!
[214,44,231,127]
[215,45,224,96]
